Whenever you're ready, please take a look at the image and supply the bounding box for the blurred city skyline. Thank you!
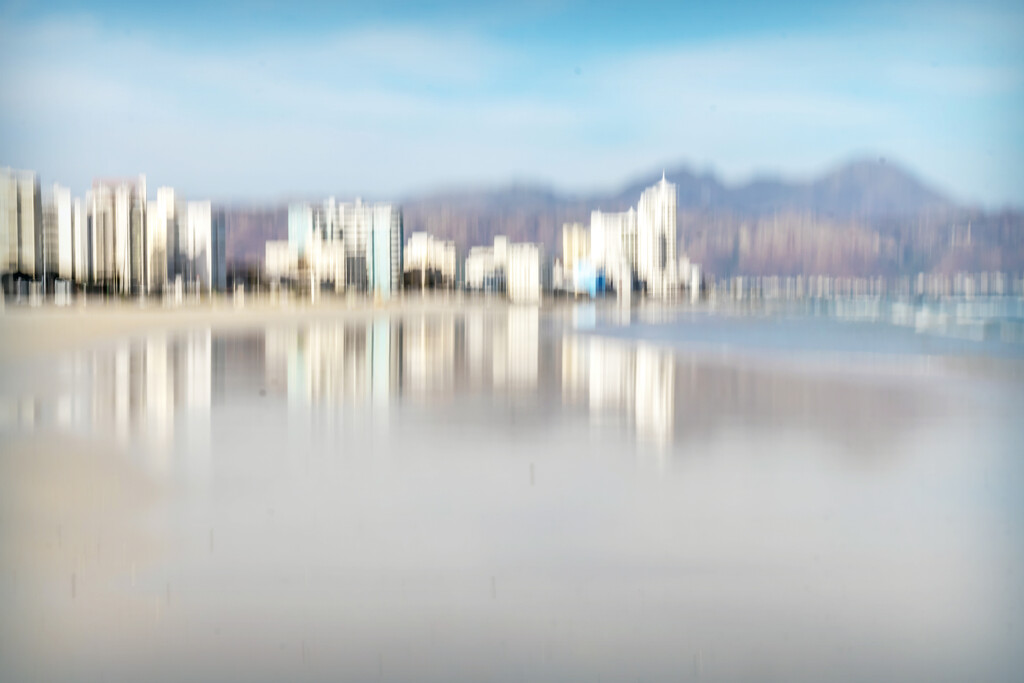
[1,0,1022,207]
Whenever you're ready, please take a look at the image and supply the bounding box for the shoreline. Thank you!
[2,295,1023,386]
[0,294,537,359]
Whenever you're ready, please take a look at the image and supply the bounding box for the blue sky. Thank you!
[1,0,1021,207]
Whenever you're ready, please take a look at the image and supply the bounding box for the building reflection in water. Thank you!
[264,308,544,411]
[561,335,676,445]
[4,304,1005,683]
[462,307,539,393]
[260,308,672,443]
[6,308,937,467]
[12,331,217,479]
[265,317,403,410]
[403,313,456,396]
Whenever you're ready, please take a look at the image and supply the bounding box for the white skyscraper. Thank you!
[115,183,130,290]
[340,200,369,289]
[211,209,226,292]
[590,207,636,290]
[147,187,178,293]
[279,197,401,296]
[42,192,58,281]
[464,236,508,293]
[54,184,73,280]
[89,175,146,293]
[288,203,313,258]
[72,197,86,282]
[636,173,677,298]
[0,167,43,279]
[185,200,216,292]
[507,242,543,304]
[562,222,589,272]
[87,185,113,286]
[369,203,403,299]
[0,169,17,276]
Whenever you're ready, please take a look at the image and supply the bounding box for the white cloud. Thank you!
[0,10,1020,206]
[888,63,1023,97]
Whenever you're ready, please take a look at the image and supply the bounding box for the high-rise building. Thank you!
[211,209,227,292]
[277,198,402,297]
[493,235,508,275]
[130,179,147,293]
[590,207,636,290]
[72,197,86,282]
[465,237,507,293]
[636,173,677,297]
[42,192,59,281]
[369,203,403,299]
[53,185,74,281]
[507,242,543,304]
[89,175,146,293]
[182,201,226,293]
[288,203,313,259]
[147,187,178,293]
[185,201,209,288]
[339,200,369,290]
[586,174,684,299]
[562,221,604,296]
[87,185,113,286]
[0,170,17,276]
[562,222,589,273]
[308,233,346,293]
[0,171,229,297]
[0,167,43,280]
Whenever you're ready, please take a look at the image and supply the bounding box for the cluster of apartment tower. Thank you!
[265,198,407,299]
[268,197,553,303]
[263,175,696,304]
[14,311,678,467]
[5,164,694,304]
[556,173,700,302]
[1,167,226,298]
[459,175,699,303]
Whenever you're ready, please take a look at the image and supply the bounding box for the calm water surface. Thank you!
[1,306,1022,682]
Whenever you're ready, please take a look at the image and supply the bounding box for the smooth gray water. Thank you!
[2,307,1023,682]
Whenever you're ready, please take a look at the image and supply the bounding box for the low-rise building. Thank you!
[508,242,543,303]
[465,238,505,292]
[265,241,297,282]
[404,232,457,289]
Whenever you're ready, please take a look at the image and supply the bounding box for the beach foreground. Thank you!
[1,301,1022,682]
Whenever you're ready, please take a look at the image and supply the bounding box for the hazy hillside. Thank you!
[225,205,288,267]
[224,157,1023,278]
[604,158,954,217]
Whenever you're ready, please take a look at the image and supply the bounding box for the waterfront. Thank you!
[1,302,1023,682]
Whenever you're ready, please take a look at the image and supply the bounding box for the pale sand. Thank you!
[3,295,1022,384]
[0,294,520,360]
[1,295,1022,682]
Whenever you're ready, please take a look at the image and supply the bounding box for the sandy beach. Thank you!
[2,294,1023,682]
[0,294,522,359]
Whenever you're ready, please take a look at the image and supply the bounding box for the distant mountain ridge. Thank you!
[227,157,1022,278]
[599,157,954,218]
[397,157,956,216]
